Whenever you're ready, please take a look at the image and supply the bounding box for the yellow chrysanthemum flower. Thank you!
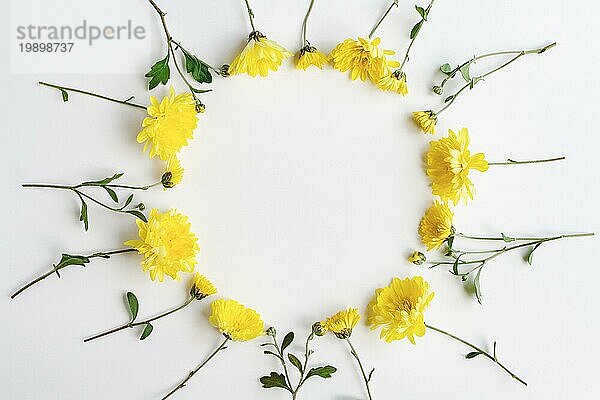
[209,299,265,341]
[124,208,199,282]
[413,110,437,134]
[329,37,400,83]
[162,156,184,189]
[367,276,435,344]
[418,202,454,251]
[137,87,198,161]
[323,308,361,339]
[229,31,292,77]
[190,272,217,300]
[407,251,426,265]
[296,46,329,70]
[377,70,408,95]
[426,128,489,205]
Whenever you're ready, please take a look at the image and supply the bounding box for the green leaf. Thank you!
[281,332,294,353]
[191,87,213,94]
[410,21,423,39]
[526,243,542,265]
[415,5,427,20]
[126,210,148,222]
[60,89,69,102]
[288,353,303,374]
[145,54,171,90]
[469,76,484,89]
[501,233,516,242]
[452,254,463,276]
[127,292,139,322]
[182,50,213,84]
[57,254,90,268]
[460,64,471,82]
[123,194,134,208]
[263,350,283,361]
[259,372,289,390]
[466,351,483,359]
[103,186,118,202]
[444,95,454,103]
[140,323,153,340]
[83,173,124,186]
[446,235,454,250]
[306,366,337,379]
[79,199,89,231]
[440,63,452,74]
[474,267,483,304]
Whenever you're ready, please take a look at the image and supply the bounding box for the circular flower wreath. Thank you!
[12,1,593,399]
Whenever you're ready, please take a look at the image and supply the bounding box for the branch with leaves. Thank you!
[260,327,337,399]
[22,172,163,231]
[145,0,224,112]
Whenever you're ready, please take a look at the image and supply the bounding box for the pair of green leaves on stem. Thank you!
[126,292,154,340]
[145,47,212,91]
[410,5,430,39]
[439,61,484,101]
[260,331,336,393]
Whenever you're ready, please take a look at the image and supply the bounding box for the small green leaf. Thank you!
[145,54,171,90]
[460,64,471,82]
[60,89,69,102]
[444,95,454,103]
[182,49,213,84]
[469,76,484,89]
[57,254,90,268]
[126,210,148,222]
[281,332,294,353]
[410,21,423,39]
[263,350,283,361]
[127,292,139,321]
[440,63,452,74]
[123,194,134,208]
[415,5,427,20]
[452,254,463,276]
[474,267,483,304]
[103,186,118,202]
[191,87,213,94]
[526,243,542,265]
[501,233,516,242]
[446,235,455,250]
[79,199,89,231]
[259,372,289,390]
[288,353,303,374]
[306,366,337,379]
[466,351,483,359]
[140,323,153,340]
[82,173,124,186]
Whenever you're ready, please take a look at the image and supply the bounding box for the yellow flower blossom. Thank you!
[190,273,217,300]
[137,87,198,161]
[125,208,199,282]
[162,156,184,189]
[209,299,265,341]
[323,308,361,339]
[413,110,437,134]
[426,128,489,205]
[367,276,434,344]
[377,70,408,95]
[329,37,399,83]
[296,46,329,70]
[229,31,292,77]
[418,202,454,251]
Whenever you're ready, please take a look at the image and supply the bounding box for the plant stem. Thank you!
[346,338,373,400]
[161,337,230,399]
[84,296,195,342]
[147,0,203,105]
[435,42,556,115]
[488,156,565,166]
[10,249,136,299]
[398,0,435,71]
[368,0,398,39]
[425,324,527,386]
[39,81,147,110]
[301,0,316,47]
[456,232,593,242]
[292,333,315,396]
[273,335,294,391]
[244,0,257,32]
[23,181,161,191]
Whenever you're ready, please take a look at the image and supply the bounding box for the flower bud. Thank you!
[136,203,145,211]
[312,321,327,337]
[161,172,174,189]
[195,101,206,114]
[432,85,443,95]
[266,327,277,337]
[219,64,231,77]
[408,251,426,265]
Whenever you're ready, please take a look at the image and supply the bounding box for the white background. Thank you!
[2,0,600,399]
